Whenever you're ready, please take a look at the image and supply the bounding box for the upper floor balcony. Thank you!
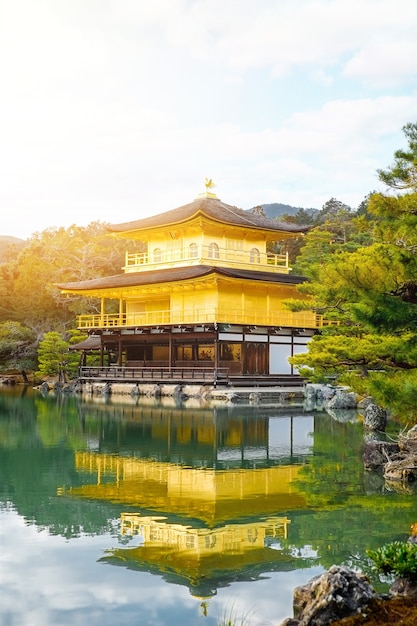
[76,307,337,330]
[124,244,290,274]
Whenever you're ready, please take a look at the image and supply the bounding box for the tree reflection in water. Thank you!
[0,388,416,623]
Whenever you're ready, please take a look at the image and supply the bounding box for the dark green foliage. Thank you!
[377,122,417,190]
[367,371,417,421]
[0,320,37,373]
[367,541,417,582]
[289,122,417,420]
[36,330,87,381]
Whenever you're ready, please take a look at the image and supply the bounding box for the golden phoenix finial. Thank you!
[196,178,218,199]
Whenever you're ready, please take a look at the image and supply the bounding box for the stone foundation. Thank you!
[72,379,306,405]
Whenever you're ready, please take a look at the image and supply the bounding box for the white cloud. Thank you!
[133,0,417,84]
[344,40,417,86]
[2,0,417,87]
[0,93,415,236]
[0,0,416,237]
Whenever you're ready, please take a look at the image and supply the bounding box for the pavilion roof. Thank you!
[107,196,309,235]
[57,265,306,292]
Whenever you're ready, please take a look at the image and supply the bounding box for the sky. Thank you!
[1,507,324,625]
[1,0,417,240]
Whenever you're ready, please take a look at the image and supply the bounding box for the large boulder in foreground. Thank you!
[280,566,377,626]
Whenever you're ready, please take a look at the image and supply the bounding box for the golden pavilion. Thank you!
[58,182,320,385]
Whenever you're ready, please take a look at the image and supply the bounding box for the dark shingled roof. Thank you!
[107,196,309,235]
[57,265,306,292]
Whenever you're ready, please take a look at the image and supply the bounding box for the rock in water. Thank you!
[280,565,377,625]
[326,389,357,410]
[363,440,400,471]
[363,403,387,432]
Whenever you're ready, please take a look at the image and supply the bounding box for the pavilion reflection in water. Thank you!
[66,401,316,596]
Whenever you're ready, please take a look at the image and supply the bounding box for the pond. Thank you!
[0,387,416,626]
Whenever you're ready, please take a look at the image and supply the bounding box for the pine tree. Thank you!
[36,331,85,381]
[290,123,417,420]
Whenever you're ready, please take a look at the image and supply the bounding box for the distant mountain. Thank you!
[252,203,319,219]
[0,236,26,262]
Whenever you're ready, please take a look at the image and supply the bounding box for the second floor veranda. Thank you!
[76,306,336,330]
[123,244,290,274]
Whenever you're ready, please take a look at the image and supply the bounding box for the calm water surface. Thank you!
[1,387,416,626]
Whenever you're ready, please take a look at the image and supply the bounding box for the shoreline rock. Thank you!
[304,384,359,412]
[280,566,380,626]
[363,424,417,486]
[363,403,387,432]
[280,556,417,626]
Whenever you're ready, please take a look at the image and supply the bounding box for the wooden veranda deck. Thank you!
[78,366,305,388]
[78,365,230,386]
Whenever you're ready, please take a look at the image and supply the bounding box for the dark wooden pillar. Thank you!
[100,337,104,367]
[214,329,219,381]
[168,330,173,373]
[118,337,122,366]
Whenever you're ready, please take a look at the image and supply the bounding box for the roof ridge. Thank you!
[107,196,308,234]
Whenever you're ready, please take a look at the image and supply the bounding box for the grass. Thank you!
[217,601,255,626]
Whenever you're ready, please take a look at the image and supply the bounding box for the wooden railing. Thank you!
[124,245,289,273]
[76,308,333,330]
[79,365,229,385]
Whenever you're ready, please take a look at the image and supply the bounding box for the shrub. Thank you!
[367,541,417,582]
